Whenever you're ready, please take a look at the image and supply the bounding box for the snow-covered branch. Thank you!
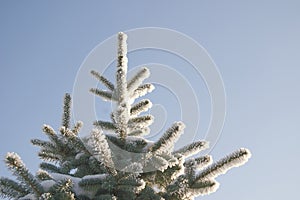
[89,129,117,176]
[91,70,115,91]
[150,122,185,154]
[62,93,71,129]
[173,141,209,158]
[5,152,43,197]
[194,148,251,182]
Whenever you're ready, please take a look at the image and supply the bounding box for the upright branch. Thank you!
[91,32,155,139]
[114,32,130,139]
[62,93,71,129]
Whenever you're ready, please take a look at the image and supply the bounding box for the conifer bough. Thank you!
[0,32,251,200]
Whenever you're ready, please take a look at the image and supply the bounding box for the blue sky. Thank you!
[1,1,300,199]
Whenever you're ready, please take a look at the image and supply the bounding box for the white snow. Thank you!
[47,173,107,199]
[75,152,85,160]
[40,180,56,191]
[19,194,36,200]
[69,168,78,175]
[81,174,107,180]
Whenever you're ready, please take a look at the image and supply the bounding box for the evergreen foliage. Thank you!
[0,32,251,199]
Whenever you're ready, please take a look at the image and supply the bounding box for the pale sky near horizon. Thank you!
[1,1,300,199]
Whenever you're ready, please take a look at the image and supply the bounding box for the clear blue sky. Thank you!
[1,1,300,199]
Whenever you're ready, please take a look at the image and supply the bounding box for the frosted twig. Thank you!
[90,129,117,176]
[130,99,152,117]
[130,83,155,100]
[90,88,116,101]
[91,70,115,91]
[127,67,150,93]
[151,122,185,154]
[5,152,43,196]
[173,141,209,158]
[194,148,251,182]
[93,120,117,131]
[62,93,71,129]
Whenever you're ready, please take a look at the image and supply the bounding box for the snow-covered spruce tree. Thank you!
[0,32,251,200]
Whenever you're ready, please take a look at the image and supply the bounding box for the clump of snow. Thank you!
[40,180,56,191]
[69,168,78,175]
[46,172,108,199]
[75,152,85,160]
[19,194,36,200]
